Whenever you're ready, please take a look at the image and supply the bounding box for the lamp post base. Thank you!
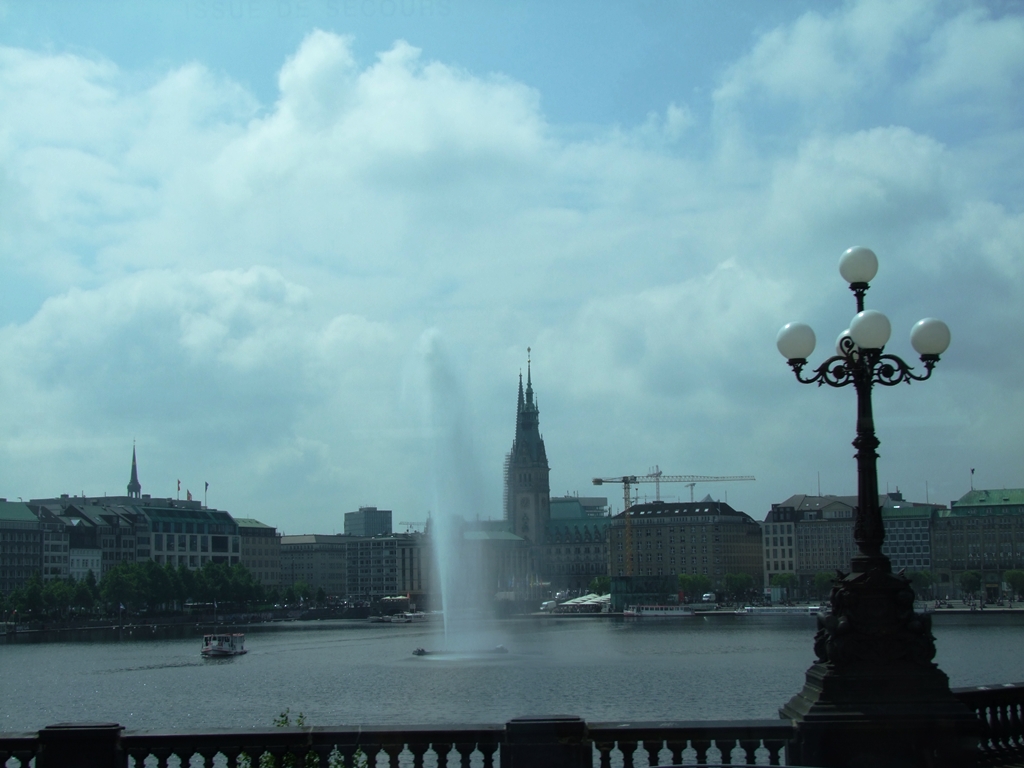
[781,569,980,768]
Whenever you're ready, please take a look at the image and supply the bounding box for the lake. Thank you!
[1,613,1022,733]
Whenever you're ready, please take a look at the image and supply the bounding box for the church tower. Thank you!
[504,349,550,545]
[127,444,142,499]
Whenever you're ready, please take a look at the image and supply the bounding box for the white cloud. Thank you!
[1,4,1023,529]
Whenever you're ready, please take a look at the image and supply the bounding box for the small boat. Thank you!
[412,645,509,657]
[623,605,695,618]
[735,605,822,616]
[201,633,247,657]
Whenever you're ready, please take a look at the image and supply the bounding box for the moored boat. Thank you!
[734,605,823,616]
[201,633,247,657]
[623,604,695,618]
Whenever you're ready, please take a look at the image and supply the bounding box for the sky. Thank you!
[0,0,1022,535]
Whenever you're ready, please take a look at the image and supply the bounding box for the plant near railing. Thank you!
[233,709,368,768]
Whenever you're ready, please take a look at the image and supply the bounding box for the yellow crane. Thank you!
[593,472,755,577]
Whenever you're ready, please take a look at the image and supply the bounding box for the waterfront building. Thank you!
[280,534,355,597]
[931,488,1024,600]
[236,518,281,587]
[344,506,392,537]
[280,532,428,603]
[503,357,550,549]
[545,495,611,591]
[0,500,44,594]
[608,500,763,590]
[880,495,941,574]
[31,451,240,573]
[767,492,942,596]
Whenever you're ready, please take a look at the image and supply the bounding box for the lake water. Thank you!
[2,613,1022,733]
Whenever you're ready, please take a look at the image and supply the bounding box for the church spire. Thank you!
[127,443,141,499]
[525,346,534,405]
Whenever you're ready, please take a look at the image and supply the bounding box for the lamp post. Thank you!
[776,247,978,768]
[776,246,951,576]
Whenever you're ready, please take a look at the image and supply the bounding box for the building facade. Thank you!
[931,488,1024,600]
[0,500,44,594]
[236,518,281,587]
[545,496,611,591]
[344,507,393,538]
[609,500,763,590]
[503,357,550,548]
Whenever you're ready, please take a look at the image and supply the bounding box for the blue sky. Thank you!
[1,0,1022,534]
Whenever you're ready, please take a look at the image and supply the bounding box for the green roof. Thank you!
[952,489,1024,510]
[234,518,274,529]
[463,530,524,542]
[0,501,37,523]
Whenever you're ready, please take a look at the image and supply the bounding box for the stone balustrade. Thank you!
[0,683,1021,768]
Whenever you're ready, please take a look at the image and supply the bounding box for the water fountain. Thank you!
[412,330,504,654]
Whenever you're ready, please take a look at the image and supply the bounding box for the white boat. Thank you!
[735,605,823,616]
[623,604,695,618]
[201,633,247,657]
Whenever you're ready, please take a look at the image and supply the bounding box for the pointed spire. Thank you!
[517,370,524,415]
[525,347,534,404]
[127,443,141,499]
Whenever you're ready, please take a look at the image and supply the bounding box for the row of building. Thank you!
[3,363,1022,603]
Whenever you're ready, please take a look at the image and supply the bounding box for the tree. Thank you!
[588,576,611,595]
[959,571,981,598]
[908,570,936,599]
[813,571,835,599]
[722,572,754,602]
[1003,570,1024,600]
[678,573,712,601]
[770,572,799,599]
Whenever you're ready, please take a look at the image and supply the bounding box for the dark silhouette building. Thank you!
[503,352,550,546]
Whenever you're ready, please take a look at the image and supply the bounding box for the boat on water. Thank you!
[623,605,695,618]
[413,645,508,656]
[201,633,247,657]
[735,605,823,616]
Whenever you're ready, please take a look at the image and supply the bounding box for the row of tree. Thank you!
[768,569,1024,600]
[0,562,324,621]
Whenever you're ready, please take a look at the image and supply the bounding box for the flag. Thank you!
[205,481,209,492]
[187,490,192,501]
[177,479,181,491]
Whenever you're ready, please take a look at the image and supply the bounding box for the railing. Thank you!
[953,682,1024,768]
[0,718,792,767]
[1,684,1021,768]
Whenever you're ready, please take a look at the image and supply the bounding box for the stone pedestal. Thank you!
[781,569,980,768]
[37,723,124,768]
[501,715,590,768]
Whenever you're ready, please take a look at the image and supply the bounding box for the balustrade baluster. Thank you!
[1011,700,1024,747]
[662,739,685,767]
[763,739,785,766]
[220,746,243,767]
[453,741,475,768]
[738,738,759,765]
[477,741,498,768]
[690,738,711,765]
[616,739,638,768]
[379,742,403,768]
[406,741,429,768]
[642,740,662,766]
[151,746,174,768]
[593,741,614,768]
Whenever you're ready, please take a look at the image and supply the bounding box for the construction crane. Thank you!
[593,472,756,577]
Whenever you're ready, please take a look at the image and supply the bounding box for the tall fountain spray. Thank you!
[413,330,493,648]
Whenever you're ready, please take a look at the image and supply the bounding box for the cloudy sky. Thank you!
[1,0,1021,534]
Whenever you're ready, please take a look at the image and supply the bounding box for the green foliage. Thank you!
[1005,570,1024,599]
[770,572,798,593]
[722,572,754,601]
[678,573,712,598]
[588,576,611,595]
[813,571,835,598]
[959,570,982,597]
[907,570,935,598]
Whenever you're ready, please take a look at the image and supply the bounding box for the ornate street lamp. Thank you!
[776,247,977,768]
[776,246,951,575]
